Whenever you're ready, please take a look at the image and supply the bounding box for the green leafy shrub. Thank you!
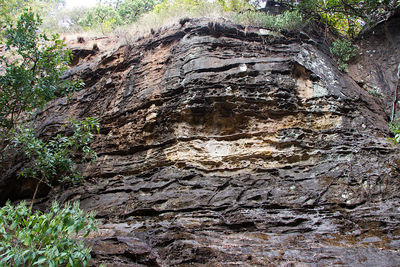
[232,10,305,31]
[389,119,400,144]
[0,201,97,266]
[329,39,356,71]
[12,118,99,204]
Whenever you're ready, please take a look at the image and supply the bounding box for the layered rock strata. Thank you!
[2,18,400,266]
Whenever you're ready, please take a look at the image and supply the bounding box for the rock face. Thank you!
[2,17,400,266]
[349,8,400,119]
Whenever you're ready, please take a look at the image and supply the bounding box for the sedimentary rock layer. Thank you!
[2,18,400,266]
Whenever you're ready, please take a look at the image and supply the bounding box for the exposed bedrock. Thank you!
[349,8,400,119]
[2,18,400,266]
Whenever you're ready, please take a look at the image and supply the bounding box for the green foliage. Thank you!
[79,0,158,33]
[119,0,158,23]
[232,10,305,31]
[106,0,398,38]
[389,119,400,145]
[217,0,254,12]
[329,39,356,71]
[79,4,121,33]
[298,0,399,37]
[153,0,203,13]
[0,11,78,139]
[0,0,64,31]
[151,0,252,16]
[13,117,99,186]
[0,11,98,202]
[0,0,27,29]
[137,0,223,30]
[0,201,96,267]
[40,5,87,33]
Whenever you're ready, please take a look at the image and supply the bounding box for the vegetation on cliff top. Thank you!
[2,0,398,38]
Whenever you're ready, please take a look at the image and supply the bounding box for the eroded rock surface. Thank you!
[2,18,400,266]
[349,8,400,119]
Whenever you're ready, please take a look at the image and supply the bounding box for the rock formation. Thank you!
[349,9,400,120]
[2,16,400,266]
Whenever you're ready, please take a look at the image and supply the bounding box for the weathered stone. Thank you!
[349,8,400,119]
[1,17,400,266]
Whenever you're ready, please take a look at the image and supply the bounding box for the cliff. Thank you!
[2,17,400,266]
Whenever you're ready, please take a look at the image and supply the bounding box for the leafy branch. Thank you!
[0,201,97,266]
[12,118,99,210]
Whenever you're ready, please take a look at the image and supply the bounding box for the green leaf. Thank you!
[0,201,97,266]
[0,253,13,264]
[33,256,47,265]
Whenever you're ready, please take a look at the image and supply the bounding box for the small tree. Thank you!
[79,4,122,34]
[0,11,79,150]
[13,118,99,210]
[0,11,100,205]
[118,0,157,23]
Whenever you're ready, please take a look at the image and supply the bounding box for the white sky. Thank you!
[65,0,98,9]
